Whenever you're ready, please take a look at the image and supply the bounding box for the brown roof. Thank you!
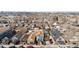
[0,27,6,33]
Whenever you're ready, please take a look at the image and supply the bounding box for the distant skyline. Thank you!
[0,12,79,16]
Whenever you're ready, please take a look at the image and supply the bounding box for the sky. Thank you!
[0,0,79,12]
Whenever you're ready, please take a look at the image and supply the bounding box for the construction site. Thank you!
[0,12,79,48]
